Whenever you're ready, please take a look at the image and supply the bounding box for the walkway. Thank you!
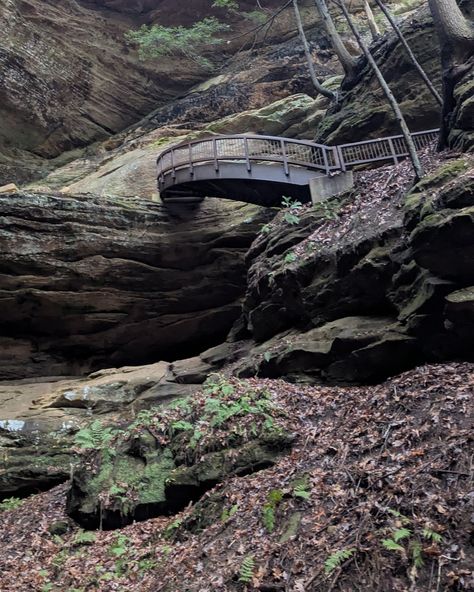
[156,129,439,206]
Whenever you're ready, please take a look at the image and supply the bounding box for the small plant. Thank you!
[262,489,284,533]
[221,504,239,523]
[164,517,183,540]
[324,548,355,574]
[281,196,302,225]
[238,555,255,583]
[74,420,116,450]
[293,482,311,501]
[284,251,297,264]
[73,530,96,546]
[380,511,444,581]
[313,199,340,220]
[0,496,23,511]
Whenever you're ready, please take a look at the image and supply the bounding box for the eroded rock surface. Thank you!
[0,191,270,379]
[233,155,474,383]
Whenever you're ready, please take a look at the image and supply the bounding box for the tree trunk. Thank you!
[293,0,336,99]
[428,0,474,46]
[428,0,474,148]
[364,0,380,40]
[313,0,358,77]
[374,0,442,105]
[338,0,424,180]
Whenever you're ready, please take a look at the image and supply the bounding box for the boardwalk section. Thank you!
[157,129,439,206]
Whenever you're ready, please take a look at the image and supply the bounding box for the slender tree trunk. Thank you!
[313,0,358,77]
[428,0,474,148]
[292,0,336,99]
[374,0,442,105]
[338,0,424,180]
[364,0,380,40]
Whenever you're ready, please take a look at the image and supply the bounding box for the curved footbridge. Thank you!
[157,129,439,206]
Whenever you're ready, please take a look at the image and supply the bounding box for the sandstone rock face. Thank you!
[0,338,251,496]
[316,6,443,144]
[234,156,474,383]
[0,0,215,184]
[0,0,340,186]
[0,192,270,380]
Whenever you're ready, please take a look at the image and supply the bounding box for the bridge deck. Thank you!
[157,129,439,206]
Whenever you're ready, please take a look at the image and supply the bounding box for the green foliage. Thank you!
[221,503,239,522]
[324,548,355,574]
[293,482,311,501]
[109,534,128,558]
[422,528,443,543]
[382,538,405,552]
[284,251,297,264]
[262,489,284,533]
[282,196,302,225]
[125,18,229,69]
[0,496,23,511]
[261,223,272,234]
[313,199,340,221]
[164,517,183,540]
[238,555,255,583]
[74,420,116,450]
[213,0,239,8]
[411,541,424,569]
[73,530,96,546]
[171,420,194,433]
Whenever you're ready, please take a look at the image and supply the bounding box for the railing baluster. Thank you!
[388,138,398,165]
[244,138,252,172]
[281,139,289,176]
[188,143,194,176]
[171,149,176,179]
[213,139,219,172]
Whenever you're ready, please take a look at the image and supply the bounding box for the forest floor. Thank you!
[0,361,472,592]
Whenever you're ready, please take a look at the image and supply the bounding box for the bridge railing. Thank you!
[157,128,440,188]
[157,135,339,182]
[335,129,439,170]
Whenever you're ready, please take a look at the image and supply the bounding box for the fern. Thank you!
[411,541,424,568]
[393,527,411,542]
[0,496,23,511]
[422,528,442,543]
[262,505,276,533]
[382,538,405,552]
[238,555,255,583]
[293,483,311,500]
[74,420,115,450]
[262,489,284,532]
[324,548,355,574]
[73,530,96,545]
[171,420,194,432]
[221,504,239,522]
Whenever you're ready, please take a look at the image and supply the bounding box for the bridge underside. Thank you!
[160,162,321,207]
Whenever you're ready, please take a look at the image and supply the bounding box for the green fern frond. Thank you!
[393,527,412,542]
[422,528,442,543]
[293,483,311,500]
[238,555,255,583]
[382,538,405,552]
[324,548,355,574]
[411,541,424,568]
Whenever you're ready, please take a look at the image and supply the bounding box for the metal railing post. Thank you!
[188,143,194,176]
[336,146,346,171]
[213,139,219,172]
[244,138,252,172]
[281,139,289,176]
[387,138,398,165]
[171,149,176,179]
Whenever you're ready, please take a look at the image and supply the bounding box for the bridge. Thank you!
[156,129,439,206]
